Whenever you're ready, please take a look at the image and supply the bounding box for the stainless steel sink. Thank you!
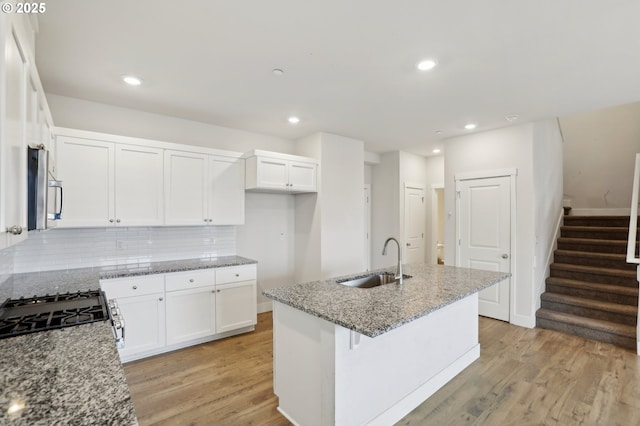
[336,272,412,289]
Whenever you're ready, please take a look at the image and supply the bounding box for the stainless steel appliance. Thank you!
[27,144,63,231]
[0,290,124,349]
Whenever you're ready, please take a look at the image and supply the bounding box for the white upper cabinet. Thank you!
[115,144,164,226]
[165,150,244,225]
[245,150,318,194]
[164,150,208,225]
[57,136,164,227]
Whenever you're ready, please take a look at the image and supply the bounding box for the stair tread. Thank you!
[536,308,636,337]
[558,237,638,246]
[564,215,636,220]
[561,225,630,231]
[554,249,627,260]
[551,263,637,277]
[541,292,637,315]
[546,277,639,296]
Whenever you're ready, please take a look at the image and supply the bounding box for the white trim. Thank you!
[571,208,632,216]
[257,301,272,314]
[510,313,536,329]
[455,168,517,181]
[534,208,564,313]
[276,407,301,426]
[367,344,480,426]
[54,126,244,158]
[364,184,372,271]
[404,182,426,190]
[431,183,444,190]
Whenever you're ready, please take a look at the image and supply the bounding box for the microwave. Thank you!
[27,145,63,231]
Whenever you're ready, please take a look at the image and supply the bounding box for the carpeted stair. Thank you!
[536,215,639,351]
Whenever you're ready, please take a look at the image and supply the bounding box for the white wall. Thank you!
[47,94,296,155]
[294,132,365,281]
[294,134,323,283]
[532,119,564,313]
[371,152,400,269]
[444,123,536,328]
[236,193,295,313]
[561,101,640,213]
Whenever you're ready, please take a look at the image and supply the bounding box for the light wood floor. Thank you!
[124,313,640,425]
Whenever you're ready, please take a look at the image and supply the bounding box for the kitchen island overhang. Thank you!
[263,263,510,426]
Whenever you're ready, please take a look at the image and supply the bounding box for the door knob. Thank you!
[406,243,411,247]
[501,254,509,259]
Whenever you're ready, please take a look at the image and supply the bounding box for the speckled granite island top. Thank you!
[0,322,136,426]
[263,263,509,337]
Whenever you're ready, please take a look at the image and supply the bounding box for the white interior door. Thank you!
[457,176,511,321]
[404,185,425,264]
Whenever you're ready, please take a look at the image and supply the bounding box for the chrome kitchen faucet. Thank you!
[382,237,403,285]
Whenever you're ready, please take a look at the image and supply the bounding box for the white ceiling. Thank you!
[35,1,640,156]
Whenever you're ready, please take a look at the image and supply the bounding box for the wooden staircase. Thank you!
[536,215,639,350]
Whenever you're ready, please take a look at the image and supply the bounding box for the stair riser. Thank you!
[540,300,637,325]
[536,317,636,350]
[545,283,638,306]
[557,241,638,255]
[564,217,637,227]
[549,268,638,287]
[560,228,635,240]
[553,252,637,271]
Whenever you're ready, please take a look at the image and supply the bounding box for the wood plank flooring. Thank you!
[124,313,640,425]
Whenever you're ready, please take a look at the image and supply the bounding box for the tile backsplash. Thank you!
[11,226,236,273]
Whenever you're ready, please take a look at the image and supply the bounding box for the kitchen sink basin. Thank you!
[336,272,412,289]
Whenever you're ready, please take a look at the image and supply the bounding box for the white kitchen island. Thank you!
[264,263,509,426]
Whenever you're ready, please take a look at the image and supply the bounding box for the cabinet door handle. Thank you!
[109,219,114,223]
[217,289,221,293]
[159,297,164,301]
[235,273,240,277]
[132,286,138,290]
[189,278,194,283]
[116,219,121,223]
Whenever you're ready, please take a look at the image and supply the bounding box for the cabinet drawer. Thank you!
[100,275,165,299]
[215,265,257,284]
[165,269,215,292]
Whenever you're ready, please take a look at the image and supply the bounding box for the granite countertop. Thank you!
[0,322,136,426]
[0,255,257,425]
[263,263,510,337]
[0,255,257,301]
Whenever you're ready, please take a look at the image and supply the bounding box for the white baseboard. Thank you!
[258,301,273,314]
[570,208,631,216]
[511,313,536,329]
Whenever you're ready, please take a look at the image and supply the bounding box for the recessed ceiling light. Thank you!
[416,59,438,71]
[432,149,441,154]
[272,68,284,76]
[464,123,477,130]
[288,116,300,124]
[122,75,142,86]
[505,115,519,122]
[435,130,443,135]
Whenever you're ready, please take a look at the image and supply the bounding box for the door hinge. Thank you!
[456,191,461,199]
[422,197,424,203]
[421,233,424,239]
[458,239,461,246]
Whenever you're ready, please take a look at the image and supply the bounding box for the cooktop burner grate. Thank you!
[0,290,109,339]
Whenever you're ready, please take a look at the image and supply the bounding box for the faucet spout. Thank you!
[382,237,403,284]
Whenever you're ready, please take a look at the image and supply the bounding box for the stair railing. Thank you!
[627,153,639,355]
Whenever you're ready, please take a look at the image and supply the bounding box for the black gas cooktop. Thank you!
[0,290,109,339]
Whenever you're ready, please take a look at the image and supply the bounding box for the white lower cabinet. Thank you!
[100,264,257,362]
[117,292,166,359]
[216,281,257,333]
[100,275,166,360]
[166,285,216,345]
